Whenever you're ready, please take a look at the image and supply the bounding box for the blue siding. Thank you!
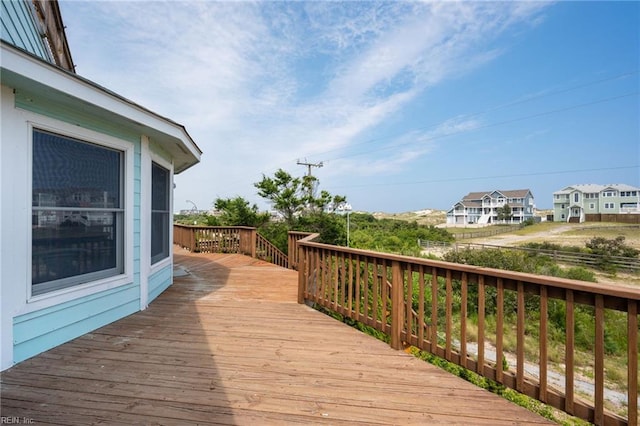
[10,91,147,365]
[148,265,172,302]
[13,283,139,363]
[1,0,51,61]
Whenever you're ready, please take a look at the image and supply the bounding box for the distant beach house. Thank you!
[446,189,536,225]
[552,184,640,223]
[1,1,201,370]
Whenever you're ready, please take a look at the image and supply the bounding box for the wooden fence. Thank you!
[586,214,640,224]
[296,233,639,426]
[418,240,640,272]
[451,224,523,240]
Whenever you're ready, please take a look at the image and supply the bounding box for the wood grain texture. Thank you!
[1,248,552,425]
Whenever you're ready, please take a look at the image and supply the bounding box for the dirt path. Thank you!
[475,224,574,247]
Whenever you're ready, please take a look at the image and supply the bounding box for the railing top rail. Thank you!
[174,224,257,231]
[289,231,315,237]
[297,237,640,301]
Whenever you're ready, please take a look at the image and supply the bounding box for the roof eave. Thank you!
[0,41,202,173]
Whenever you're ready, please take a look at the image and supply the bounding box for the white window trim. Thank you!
[21,114,134,315]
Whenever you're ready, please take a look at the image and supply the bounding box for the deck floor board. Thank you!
[1,248,553,425]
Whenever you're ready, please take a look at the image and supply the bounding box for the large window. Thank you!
[151,162,170,264]
[32,129,124,295]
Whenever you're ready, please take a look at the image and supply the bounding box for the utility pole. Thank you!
[297,159,323,200]
[297,159,323,178]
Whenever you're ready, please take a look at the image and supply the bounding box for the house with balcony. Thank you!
[1,0,201,371]
[553,183,640,223]
[446,189,536,225]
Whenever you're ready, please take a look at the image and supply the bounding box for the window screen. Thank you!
[32,129,124,295]
[151,162,170,264]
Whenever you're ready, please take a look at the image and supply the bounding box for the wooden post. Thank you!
[297,245,306,304]
[250,229,257,258]
[288,233,296,270]
[391,261,404,350]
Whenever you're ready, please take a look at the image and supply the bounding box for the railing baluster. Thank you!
[460,272,468,369]
[371,259,380,329]
[517,281,525,393]
[333,250,339,311]
[477,275,485,375]
[496,278,504,383]
[406,264,413,345]
[391,261,403,350]
[317,250,327,303]
[431,267,438,353]
[419,266,426,349]
[539,286,548,403]
[347,253,353,315]
[445,270,452,361]
[566,289,575,415]
[355,254,361,319]
[594,295,604,425]
[363,257,369,323]
[381,260,389,332]
[628,300,638,426]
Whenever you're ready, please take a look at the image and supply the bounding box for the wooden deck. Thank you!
[1,248,553,425]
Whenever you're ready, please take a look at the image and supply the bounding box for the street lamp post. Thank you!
[339,203,353,247]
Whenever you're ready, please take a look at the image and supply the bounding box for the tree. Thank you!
[213,196,269,227]
[254,169,346,225]
[496,204,512,222]
[254,169,307,225]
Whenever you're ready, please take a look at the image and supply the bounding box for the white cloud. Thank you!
[60,0,552,210]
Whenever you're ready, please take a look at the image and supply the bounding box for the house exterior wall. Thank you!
[446,190,535,225]
[553,184,640,222]
[1,85,139,368]
[0,80,183,370]
[1,1,200,370]
[0,51,199,371]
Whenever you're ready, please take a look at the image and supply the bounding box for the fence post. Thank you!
[390,261,404,350]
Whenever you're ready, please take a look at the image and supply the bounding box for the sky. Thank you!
[58,0,639,213]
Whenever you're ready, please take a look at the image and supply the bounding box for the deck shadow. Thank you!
[0,249,238,424]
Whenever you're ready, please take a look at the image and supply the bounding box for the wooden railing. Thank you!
[256,232,288,268]
[296,233,639,426]
[288,231,312,271]
[173,224,288,268]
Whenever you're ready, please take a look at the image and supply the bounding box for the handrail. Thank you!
[256,232,288,268]
[296,236,639,426]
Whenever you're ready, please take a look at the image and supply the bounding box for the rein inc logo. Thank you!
[0,418,34,424]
